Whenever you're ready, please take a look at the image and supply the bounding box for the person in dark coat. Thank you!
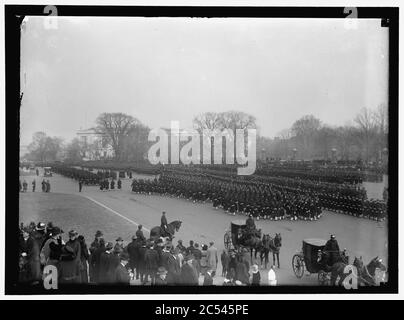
[58,246,80,284]
[203,269,214,286]
[46,180,51,192]
[186,240,195,256]
[32,180,36,192]
[91,238,106,283]
[41,179,46,192]
[144,242,159,285]
[79,180,83,192]
[22,180,28,192]
[89,231,103,283]
[18,228,31,282]
[126,235,138,273]
[160,211,168,237]
[160,246,172,270]
[180,255,199,285]
[99,242,114,284]
[114,237,124,252]
[136,225,146,243]
[166,248,181,285]
[110,179,115,190]
[138,241,147,283]
[235,257,250,285]
[78,235,90,283]
[176,239,186,254]
[221,250,230,277]
[117,179,122,190]
[114,252,131,285]
[154,266,168,285]
[193,243,202,277]
[26,222,46,284]
[323,234,340,266]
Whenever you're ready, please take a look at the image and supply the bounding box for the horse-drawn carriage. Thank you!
[292,238,349,285]
[224,220,248,251]
[293,239,330,285]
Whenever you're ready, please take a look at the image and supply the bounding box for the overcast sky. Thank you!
[20,17,388,145]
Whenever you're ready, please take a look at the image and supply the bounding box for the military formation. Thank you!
[52,165,101,185]
[131,170,322,221]
[130,166,387,221]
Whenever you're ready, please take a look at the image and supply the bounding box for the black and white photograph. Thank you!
[3,3,399,298]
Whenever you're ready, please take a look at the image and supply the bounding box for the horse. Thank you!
[241,229,262,264]
[150,220,182,241]
[258,233,282,269]
[328,253,354,286]
[353,256,387,286]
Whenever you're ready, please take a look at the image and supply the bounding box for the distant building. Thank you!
[76,128,114,161]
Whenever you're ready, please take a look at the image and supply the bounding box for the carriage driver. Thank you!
[323,234,340,266]
[246,214,256,231]
[161,211,168,237]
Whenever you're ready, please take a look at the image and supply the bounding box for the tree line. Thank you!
[23,105,387,164]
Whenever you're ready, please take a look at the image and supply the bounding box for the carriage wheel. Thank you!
[318,270,329,286]
[224,232,231,250]
[292,254,305,278]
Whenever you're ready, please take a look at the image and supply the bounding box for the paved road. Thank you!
[19,171,388,286]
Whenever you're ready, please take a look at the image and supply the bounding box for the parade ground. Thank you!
[19,170,388,286]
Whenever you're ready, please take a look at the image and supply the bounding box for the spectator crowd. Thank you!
[19,221,271,287]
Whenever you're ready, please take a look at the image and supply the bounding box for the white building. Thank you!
[76,128,114,161]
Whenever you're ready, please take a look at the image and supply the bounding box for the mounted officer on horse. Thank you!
[150,211,182,241]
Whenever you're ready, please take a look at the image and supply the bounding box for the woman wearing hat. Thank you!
[154,266,168,285]
[58,246,80,284]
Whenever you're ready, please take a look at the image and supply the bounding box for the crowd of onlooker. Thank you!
[19,222,275,286]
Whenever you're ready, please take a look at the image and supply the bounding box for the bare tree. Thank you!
[27,132,63,162]
[354,108,377,162]
[96,113,138,160]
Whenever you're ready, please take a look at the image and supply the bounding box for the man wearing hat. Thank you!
[126,235,138,274]
[99,242,114,283]
[89,230,103,283]
[136,225,146,243]
[160,211,168,237]
[180,254,199,285]
[26,222,46,284]
[145,241,159,285]
[154,266,168,285]
[114,237,124,252]
[176,239,186,254]
[323,234,340,266]
[166,248,182,285]
[114,252,131,285]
